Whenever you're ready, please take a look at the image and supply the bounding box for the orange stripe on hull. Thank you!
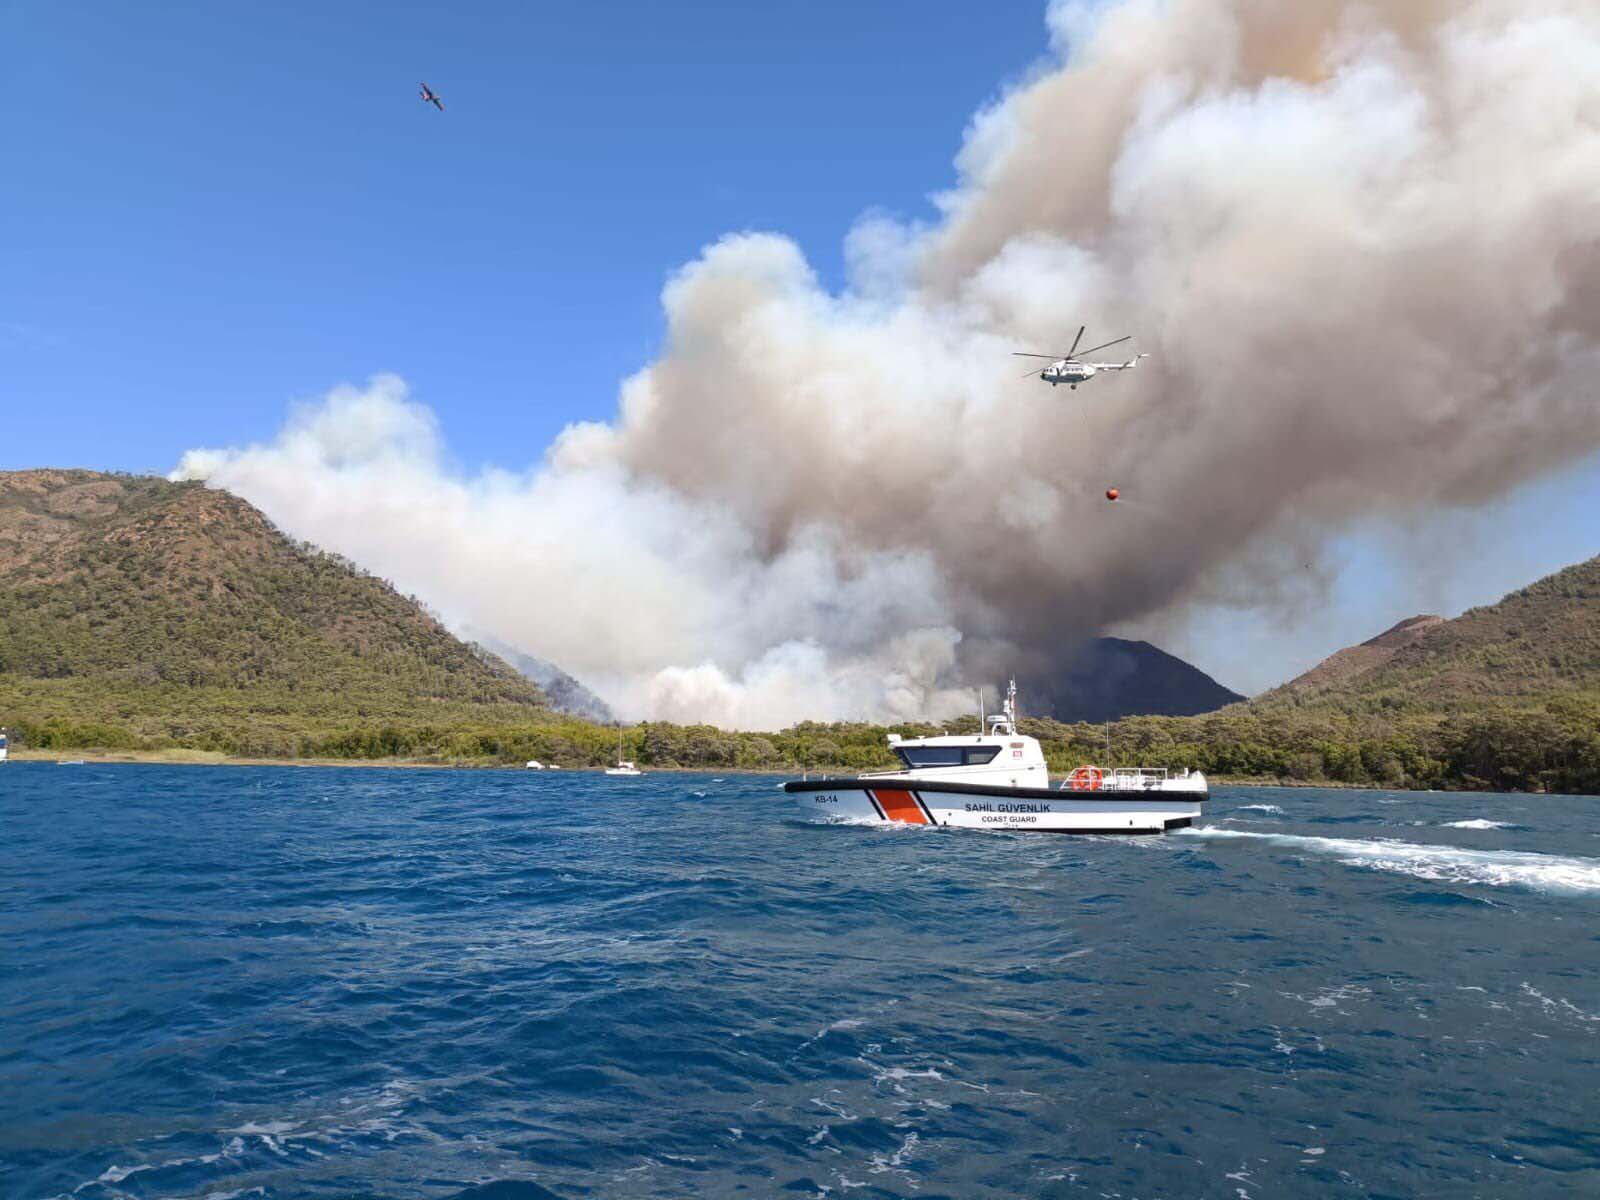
[872,789,929,825]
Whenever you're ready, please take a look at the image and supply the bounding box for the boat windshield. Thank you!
[895,745,1002,769]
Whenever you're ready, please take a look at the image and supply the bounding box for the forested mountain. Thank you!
[2,468,1595,791]
[0,470,554,754]
[1143,555,1600,792]
[1259,556,1600,716]
[1271,615,1446,699]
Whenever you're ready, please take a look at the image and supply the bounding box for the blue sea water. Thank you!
[2,766,1599,1199]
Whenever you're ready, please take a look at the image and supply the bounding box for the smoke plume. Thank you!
[175,0,1600,727]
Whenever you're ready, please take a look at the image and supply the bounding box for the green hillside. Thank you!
[0,469,556,755]
[2,468,1595,791]
[890,558,1600,794]
[1261,557,1600,715]
[1158,556,1600,792]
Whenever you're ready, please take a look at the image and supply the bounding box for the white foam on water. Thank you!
[876,1066,943,1082]
[74,1144,244,1194]
[1280,984,1372,1015]
[1236,804,1285,815]
[813,814,939,833]
[1180,828,1600,894]
[792,1016,868,1057]
[83,1162,156,1186]
[1442,819,1515,830]
[225,1120,298,1137]
[810,814,885,828]
[1520,983,1600,1023]
[870,1131,921,1175]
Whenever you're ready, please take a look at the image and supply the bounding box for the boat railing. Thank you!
[1060,766,1189,791]
[1112,767,1169,783]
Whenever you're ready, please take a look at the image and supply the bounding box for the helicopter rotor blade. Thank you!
[1012,352,1064,358]
[1076,335,1132,358]
[1064,325,1086,359]
[1020,365,1046,378]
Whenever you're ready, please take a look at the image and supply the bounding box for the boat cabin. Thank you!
[868,680,1048,789]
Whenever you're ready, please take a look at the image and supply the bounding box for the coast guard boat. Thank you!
[785,680,1205,834]
[0,732,7,764]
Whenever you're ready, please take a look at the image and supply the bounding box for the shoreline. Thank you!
[5,749,790,772]
[0,749,1488,790]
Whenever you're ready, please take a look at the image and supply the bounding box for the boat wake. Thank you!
[1180,828,1600,895]
[1441,819,1518,830]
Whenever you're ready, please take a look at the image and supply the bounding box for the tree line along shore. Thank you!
[7,700,1599,794]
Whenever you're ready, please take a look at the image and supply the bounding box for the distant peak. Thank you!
[1361,615,1444,648]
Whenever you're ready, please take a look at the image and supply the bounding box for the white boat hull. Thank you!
[786,779,1203,834]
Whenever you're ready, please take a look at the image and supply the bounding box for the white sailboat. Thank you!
[605,730,643,776]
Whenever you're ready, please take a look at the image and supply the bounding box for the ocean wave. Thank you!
[1520,983,1600,1024]
[1235,804,1285,815]
[1441,819,1517,830]
[1181,828,1600,894]
[17,766,1600,1200]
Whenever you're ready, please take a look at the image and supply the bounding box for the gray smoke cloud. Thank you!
[175,0,1600,726]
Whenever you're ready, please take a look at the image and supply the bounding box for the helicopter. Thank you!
[1014,327,1147,389]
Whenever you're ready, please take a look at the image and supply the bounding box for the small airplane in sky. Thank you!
[1014,326,1147,389]
[419,82,444,111]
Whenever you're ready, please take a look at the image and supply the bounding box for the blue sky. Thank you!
[4,0,1597,693]
[2,0,1046,472]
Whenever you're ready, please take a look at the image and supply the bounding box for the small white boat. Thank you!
[525,760,545,770]
[58,759,86,767]
[786,680,1205,835]
[0,732,8,764]
[604,731,643,776]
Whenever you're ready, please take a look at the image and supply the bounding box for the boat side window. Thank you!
[896,746,965,767]
[963,746,1001,765]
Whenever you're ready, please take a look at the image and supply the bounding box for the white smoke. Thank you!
[173,374,975,726]
[175,0,1600,726]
